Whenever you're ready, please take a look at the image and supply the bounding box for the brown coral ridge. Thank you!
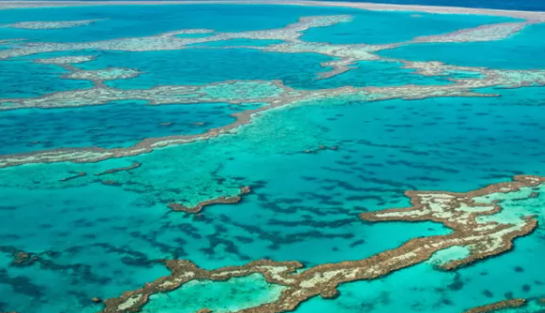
[59,171,87,182]
[94,161,142,176]
[463,299,527,313]
[98,175,545,313]
[11,250,39,266]
[360,175,545,271]
[168,186,251,213]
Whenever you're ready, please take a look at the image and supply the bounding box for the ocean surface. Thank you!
[0,2,545,313]
[319,0,545,11]
[3,0,545,11]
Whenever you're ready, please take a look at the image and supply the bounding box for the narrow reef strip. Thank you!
[168,186,251,213]
[98,175,545,313]
[34,55,97,65]
[1,19,102,29]
[59,171,87,182]
[94,162,142,176]
[463,299,527,313]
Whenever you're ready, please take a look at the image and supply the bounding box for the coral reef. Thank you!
[94,162,142,176]
[64,67,141,82]
[98,176,545,313]
[1,19,102,29]
[34,55,97,65]
[463,299,527,313]
[168,186,251,213]
[59,171,87,182]
[1,56,544,169]
[413,22,532,43]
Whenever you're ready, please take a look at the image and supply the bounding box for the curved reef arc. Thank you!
[463,299,527,313]
[98,175,545,313]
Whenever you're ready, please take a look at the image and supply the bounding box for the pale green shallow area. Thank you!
[142,274,286,313]
[427,246,471,267]
[0,3,545,313]
[474,185,545,226]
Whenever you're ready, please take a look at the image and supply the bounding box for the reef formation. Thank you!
[0,10,544,170]
[168,186,251,214]
[0,19,102,29]
[98,175,545,313]
[1,39,545,168]
[463,299,527,313]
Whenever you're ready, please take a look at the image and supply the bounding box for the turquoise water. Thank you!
[301,10,514,44]
[77,50,450,89]
[0,2,545,313]
[0,5,355,42]
[142,274,286,313]
[188,38,285,47]
[0,4,514,44]
[379,23,545,69]
[78,49,332,88]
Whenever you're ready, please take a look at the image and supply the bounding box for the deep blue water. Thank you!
[3,0,545,12]
[0,59,92,98]
[0,101,239,154]
[324,0,545,11]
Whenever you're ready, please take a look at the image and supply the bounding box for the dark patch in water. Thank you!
[349,239,366,248]
[482,290,494,298]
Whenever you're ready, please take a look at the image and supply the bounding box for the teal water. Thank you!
[78,49,332,88]
[0,5,354,42]
[297,189,545,313]
[76,49,450,89]
[379,23,545,69]
[142,274,286,313]
[0,59,92,98]
[0,100,240,154]
[301,10,514,44]
[188,38,285,47]
[0,3,545,313]
[0,4,515,44]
